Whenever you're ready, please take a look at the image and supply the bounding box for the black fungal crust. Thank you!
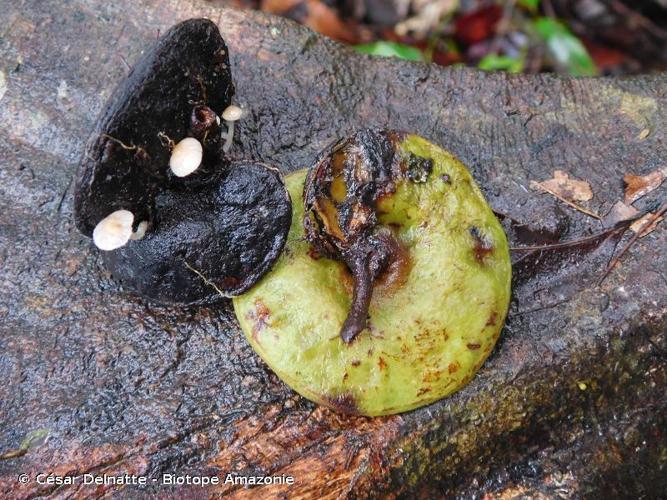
[303,129,409,343]
[406,153,433,183]
[103,161,292,305]
[74,18,234,235]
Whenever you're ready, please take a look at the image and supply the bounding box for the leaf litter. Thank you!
[521,167,666,287]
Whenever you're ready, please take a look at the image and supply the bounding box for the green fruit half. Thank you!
[233,134,511,416]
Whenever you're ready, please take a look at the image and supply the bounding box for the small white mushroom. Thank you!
[130,220,149,240]
[169,137,203,177]
[222,104,243,153]
[93,210,134,251]
[222,105,243,122]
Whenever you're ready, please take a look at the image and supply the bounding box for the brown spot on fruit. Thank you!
[467,343,481,350]
[339,266,354,295]
[350,360,361,367]
[486,311,498,327]
[378,356,387,371]
[448,362,459,374]
[416,387,431,397]
[245,299,271,341]
[470,226,494,263]
[326,393,359,415]
[307,246,321,260]
[374,235,411,298]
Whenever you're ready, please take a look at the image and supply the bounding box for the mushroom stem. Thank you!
[223,121,234,153]
[221,104,243,153]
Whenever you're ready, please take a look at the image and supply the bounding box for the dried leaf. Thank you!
[630,212,664,237]
[533,170,593,202]
[512,224,628,288]
[454,5,502,46]
[261,0,300,14]
[599,201,667,284]
[602,201,639,228]
[623,167,667,204]
[262,0,359,43]
[302,0,359,43]
[395,0,458,38]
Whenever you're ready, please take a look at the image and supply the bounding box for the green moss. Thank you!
[233,135,512,416]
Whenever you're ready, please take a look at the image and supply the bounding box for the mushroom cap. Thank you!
[169,137,203,177]
[93,210,134,251]
[222,105,243,122]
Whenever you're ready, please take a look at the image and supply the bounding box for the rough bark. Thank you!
[0,1,666,498]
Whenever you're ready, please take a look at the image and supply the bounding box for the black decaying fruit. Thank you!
[75,18,234,234]
[104,162,292,303]
[74,19,292,304]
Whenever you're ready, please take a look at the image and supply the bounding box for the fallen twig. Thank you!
[532,182,601,220]
[510,222,631,253]
[597,200,667,286]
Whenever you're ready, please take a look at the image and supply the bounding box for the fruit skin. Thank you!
[233,134,511,416]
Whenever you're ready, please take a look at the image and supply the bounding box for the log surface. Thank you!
[0,1,665,497]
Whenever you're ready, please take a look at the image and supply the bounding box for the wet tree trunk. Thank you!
[0,1,665,498]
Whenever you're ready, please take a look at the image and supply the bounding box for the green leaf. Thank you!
[533,17,598,76]
[19,429,49,450]
[0,429,49,460]
[518,0,540,11]
[478,54,524,73]
[354,41,423,62]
